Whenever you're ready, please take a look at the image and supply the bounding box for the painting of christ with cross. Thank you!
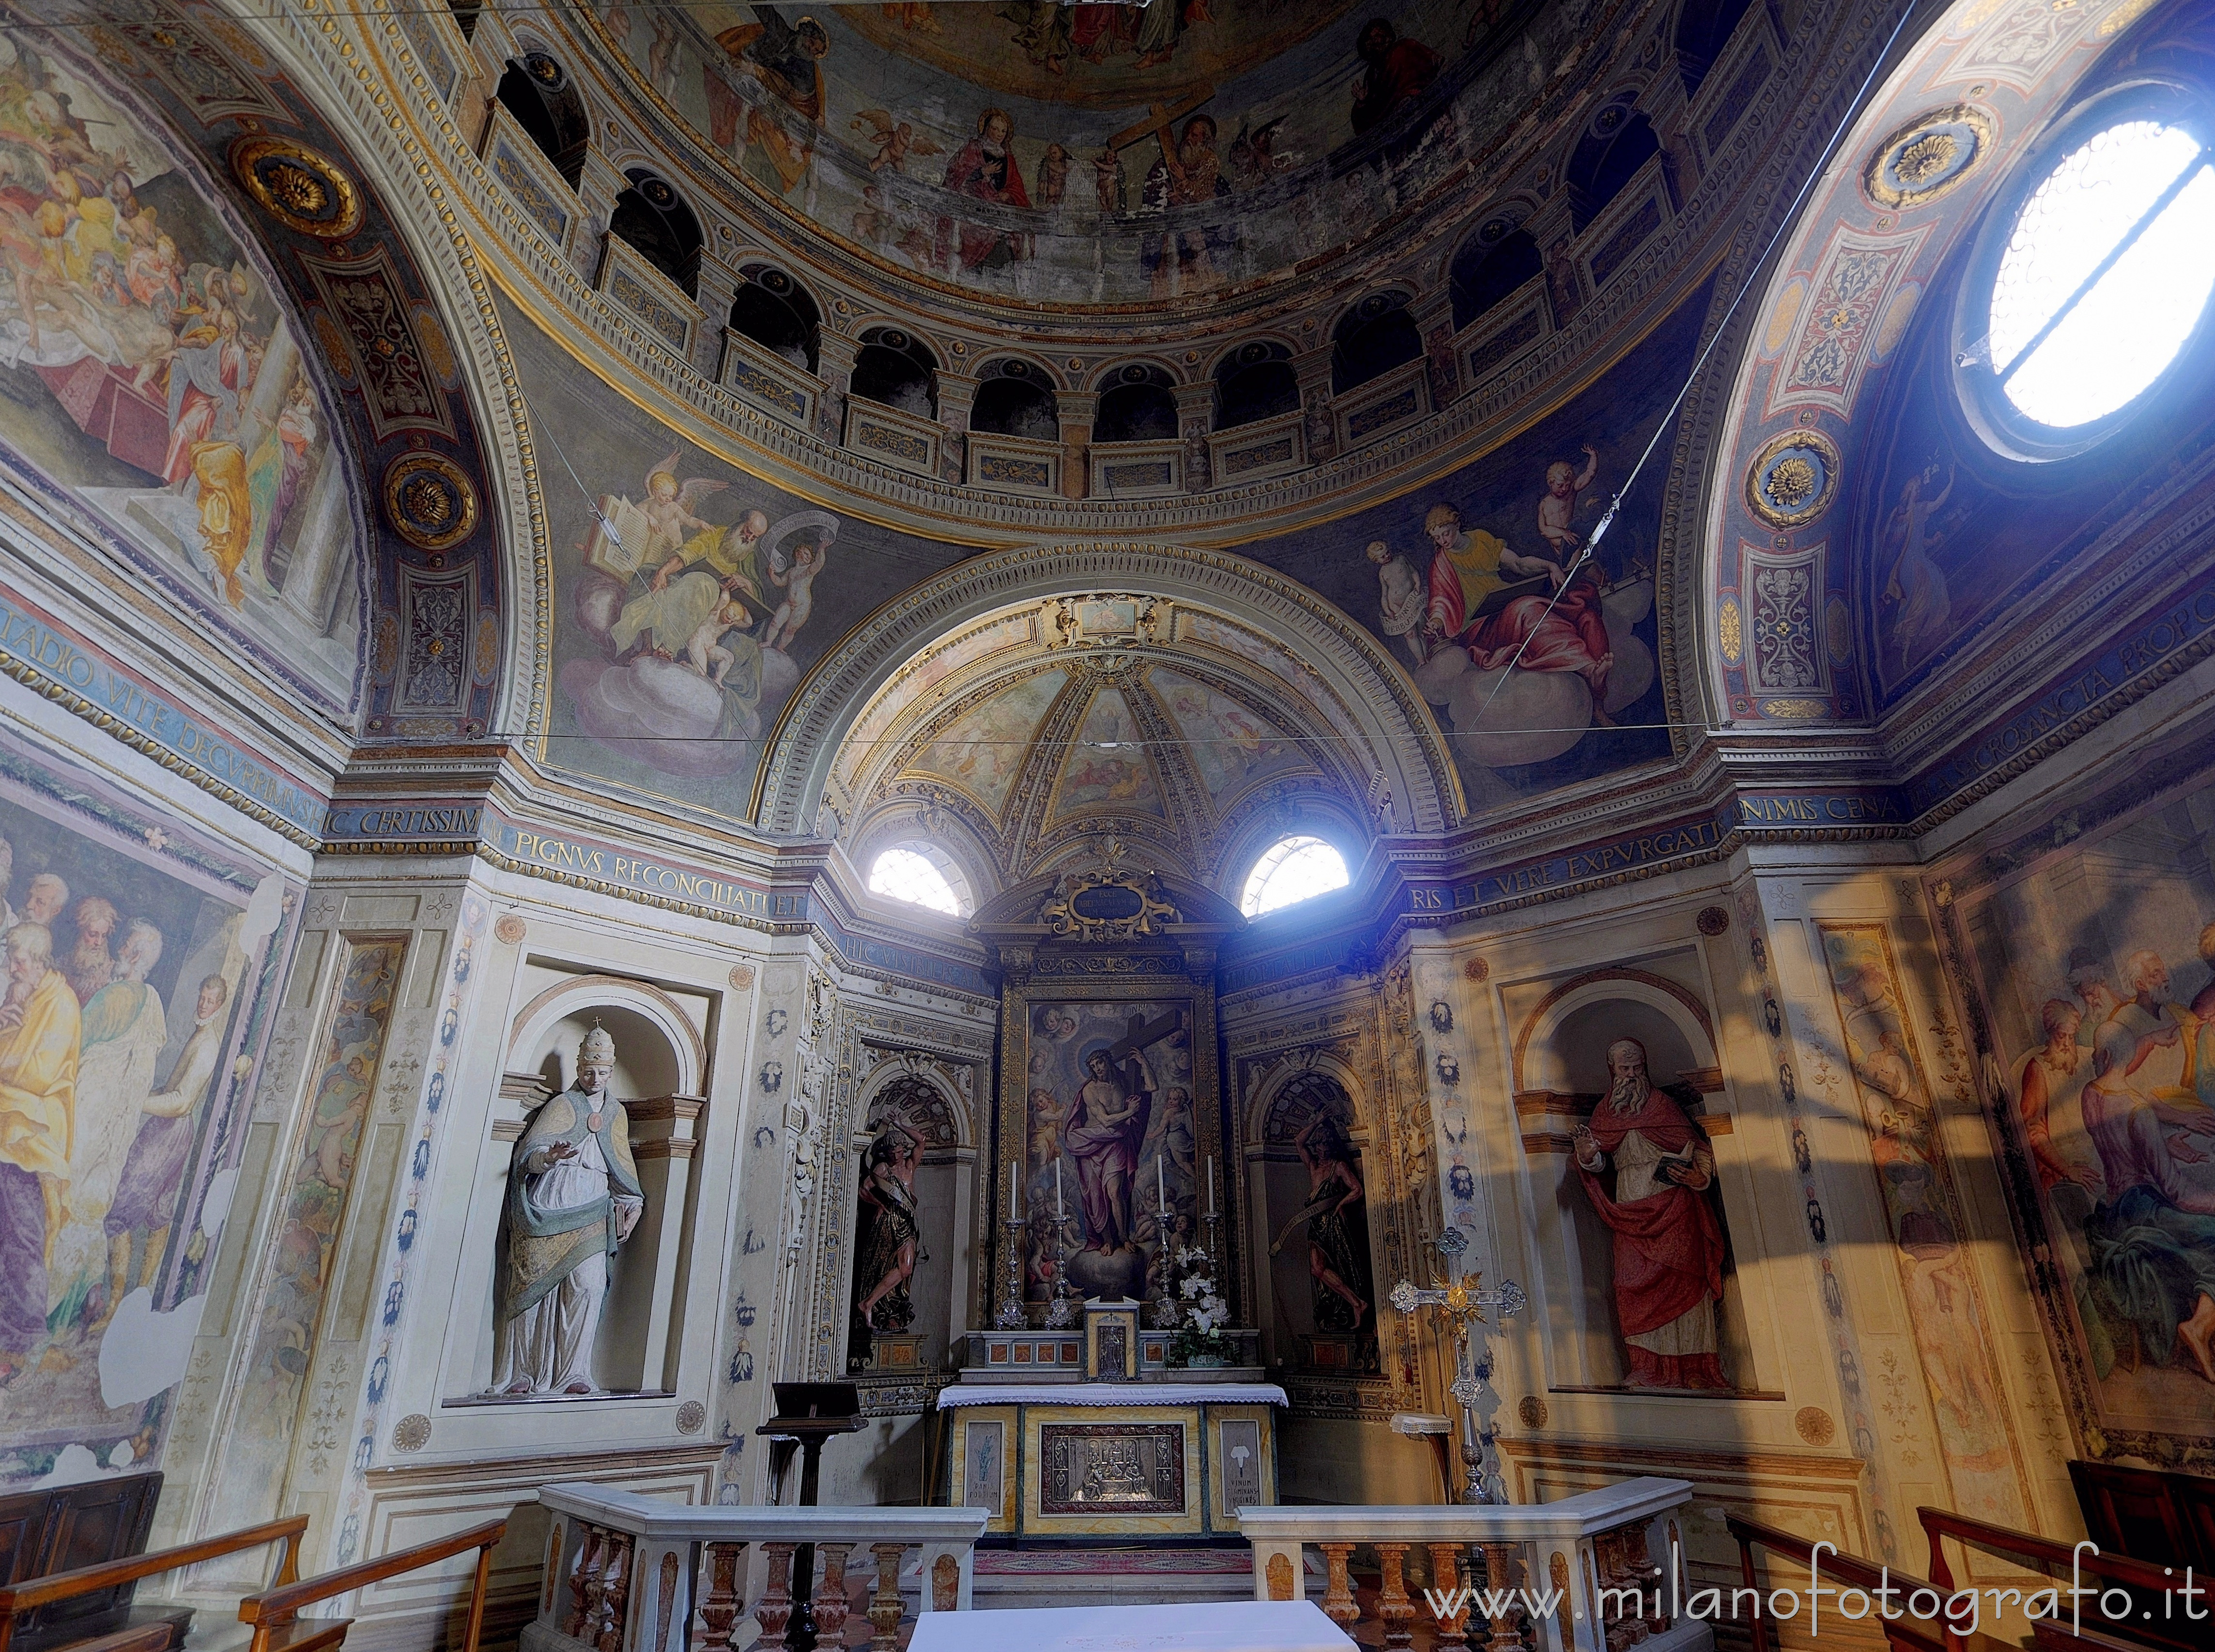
[1028,1000,1194,1301]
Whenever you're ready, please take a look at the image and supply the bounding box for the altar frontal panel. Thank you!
[1021,1404,1202,1535]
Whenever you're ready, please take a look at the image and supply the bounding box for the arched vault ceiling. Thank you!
[829,590,1393,887]
[1702,0,2168,749]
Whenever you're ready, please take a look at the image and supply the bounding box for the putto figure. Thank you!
[493,1023,645,1396]
[1572,1037,1729,1390]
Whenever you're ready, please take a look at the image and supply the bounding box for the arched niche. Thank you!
[1511,967,1760,1395]
[472,972,709,1397]
[844,1062,980,1374]
[1241,1059,1379,1377]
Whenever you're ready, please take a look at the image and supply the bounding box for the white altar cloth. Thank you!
[936,1382,1289,1408]
[909,1601,1350,1652]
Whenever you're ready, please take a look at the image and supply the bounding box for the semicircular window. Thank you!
[1240,835,1350,918]
[869,846,964,917]
[1982,116,2215,430]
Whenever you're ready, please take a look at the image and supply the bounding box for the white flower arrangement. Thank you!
[1169,1247,1230,1364]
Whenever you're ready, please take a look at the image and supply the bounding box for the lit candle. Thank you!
[1157,1154,1168,1217]
[1206,1157,1216,1215]
[1056,1159,1064,1221]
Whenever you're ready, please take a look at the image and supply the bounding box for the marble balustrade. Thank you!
[1236,1478,1711,1652]
[524,1483,990,1652]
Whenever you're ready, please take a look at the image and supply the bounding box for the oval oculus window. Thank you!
[1984,116,2215,430]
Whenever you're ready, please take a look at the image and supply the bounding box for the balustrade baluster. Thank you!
[1427,1544,1471,1652]
[813,1543,852,1650]
[1376,1543,1414,1652]
[565,1525,600,1639]
[1318,1542,1359,1636]
[598,1534,633,1652]
[867,1544,905,1652]
[698,1542,744,1652]
[757,1541,797,1652]
[573,1526,607,1643]
[1480,1543,1524,1652]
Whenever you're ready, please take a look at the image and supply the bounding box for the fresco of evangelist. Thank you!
[507,297,976,810]
[1258,281,1708,810]
[0,31,359,705]
[602,1,1530,302]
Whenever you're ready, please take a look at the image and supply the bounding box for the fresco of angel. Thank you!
[850,110,942,175]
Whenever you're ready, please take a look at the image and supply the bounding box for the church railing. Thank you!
[1237,1477,1708,1652]
[524,1484,990,1652]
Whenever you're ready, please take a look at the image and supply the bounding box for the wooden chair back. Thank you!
[0,1476,164,1645]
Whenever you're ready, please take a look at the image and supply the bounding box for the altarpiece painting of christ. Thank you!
[1025,1000,1194,1305]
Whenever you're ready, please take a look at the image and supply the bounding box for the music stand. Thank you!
[758,1382,864,1652]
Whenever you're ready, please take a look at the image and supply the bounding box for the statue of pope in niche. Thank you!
[493,1023,645,1395]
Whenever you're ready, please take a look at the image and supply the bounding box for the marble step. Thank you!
[957,1547,1314,1609]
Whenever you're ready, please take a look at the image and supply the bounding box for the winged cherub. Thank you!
[849,110,942,175]
[638,448,729,565]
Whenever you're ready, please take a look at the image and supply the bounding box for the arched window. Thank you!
[869,845,967,916]
[1240,835,1350,918]
[1674,0,1756,98]
[1565,99,1660,233]
[1214,341,1298,430]
[1331,292,1422,394]
[1095,364,1177,443]
[1958,89,2215,454]
[1450,225,1543,331]
[729,264,820,372]
[851,327,939,419]
[496,54,589,187]
[610,169,702,297]
[970,360,1061,440]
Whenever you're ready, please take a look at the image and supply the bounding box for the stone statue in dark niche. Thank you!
[848,1118,923,1369]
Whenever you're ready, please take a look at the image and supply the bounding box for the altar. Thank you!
[941,1377,1284,1539]
[937,864,1284,1540]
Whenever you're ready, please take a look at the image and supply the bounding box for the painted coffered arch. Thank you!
[778,544,1459,845]
[832,592,1383,893]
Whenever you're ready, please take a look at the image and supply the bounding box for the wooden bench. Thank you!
[1918,1506,2193,1652]
[236,1518,506,1652]
[2068,1460,2215,1577]
[0,1514,307,1652]
[1728,1512,1952,1652]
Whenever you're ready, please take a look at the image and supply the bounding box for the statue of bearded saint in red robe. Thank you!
[1571,1037,1730,1390]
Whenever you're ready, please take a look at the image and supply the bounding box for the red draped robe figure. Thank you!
[1422,503,1614,706]
[1572,1038,1729,1389]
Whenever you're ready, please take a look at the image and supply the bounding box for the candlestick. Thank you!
[998,1163,1029,1330]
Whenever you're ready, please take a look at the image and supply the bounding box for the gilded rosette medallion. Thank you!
[1745,428,1841,530]
[383,453,480,551]
[231,136,363,238]
[1863,106,1994,210]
